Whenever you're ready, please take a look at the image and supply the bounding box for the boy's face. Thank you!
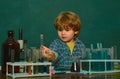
[57,29,78,43]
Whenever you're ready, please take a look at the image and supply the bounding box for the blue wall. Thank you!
[0,0,120,65]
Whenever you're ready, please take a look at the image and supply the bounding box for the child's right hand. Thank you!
[40,45,49,57]
[40,45,56,61]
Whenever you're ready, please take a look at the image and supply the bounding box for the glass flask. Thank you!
[71,56,80,72]
[71,61,80,72]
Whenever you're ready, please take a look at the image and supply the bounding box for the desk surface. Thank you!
[1,72,120,79]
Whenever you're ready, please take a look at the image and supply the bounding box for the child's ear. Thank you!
[75,31,78,34]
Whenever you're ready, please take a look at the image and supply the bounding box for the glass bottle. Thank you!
[2,30,20,73]
[17,28,24,61]
[23,40,28,62]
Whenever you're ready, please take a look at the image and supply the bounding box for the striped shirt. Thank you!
[49,38,85,70]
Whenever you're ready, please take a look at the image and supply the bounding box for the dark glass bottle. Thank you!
[2,30,20,73]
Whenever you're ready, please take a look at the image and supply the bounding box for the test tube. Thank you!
[90,44,93,50]
[97,43,100,48]
[40,34,47,73]
[40,34,44,45]
[40,34,44,61]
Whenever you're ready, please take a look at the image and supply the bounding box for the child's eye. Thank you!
[58,29,62,31]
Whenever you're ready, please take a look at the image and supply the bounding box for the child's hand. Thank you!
[40,45,49,57]
[40,45,56,60]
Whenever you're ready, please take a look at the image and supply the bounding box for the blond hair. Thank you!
[54,11,81,38]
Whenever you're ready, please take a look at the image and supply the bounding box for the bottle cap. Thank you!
[8,30,14,36]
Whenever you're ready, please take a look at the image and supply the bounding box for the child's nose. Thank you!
[61,30,66,34]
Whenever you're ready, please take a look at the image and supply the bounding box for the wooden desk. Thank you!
[1,72,120,79]
[52,73,84,79]
[1,73,84,79]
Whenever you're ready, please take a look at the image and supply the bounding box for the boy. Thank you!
[41,11,85,71]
